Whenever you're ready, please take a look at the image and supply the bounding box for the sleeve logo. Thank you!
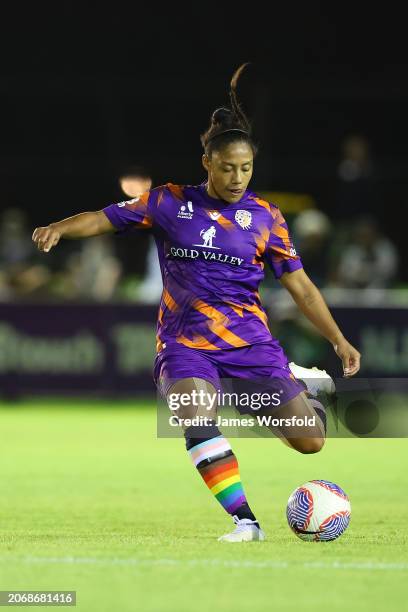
[117,197,139,207]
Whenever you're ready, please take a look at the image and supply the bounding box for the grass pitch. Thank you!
[0,400,407,611]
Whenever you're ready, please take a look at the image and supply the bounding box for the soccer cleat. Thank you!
[288,362,336,398]
[217,515,266,542]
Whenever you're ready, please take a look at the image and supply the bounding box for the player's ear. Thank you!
[202,154,210,172]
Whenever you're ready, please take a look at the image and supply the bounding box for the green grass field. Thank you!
[1,400,407,611]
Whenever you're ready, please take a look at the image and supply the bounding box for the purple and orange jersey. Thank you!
[103,183,303,353]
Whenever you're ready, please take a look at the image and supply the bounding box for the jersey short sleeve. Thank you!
[264,206,303,278]
[103,189,160,233]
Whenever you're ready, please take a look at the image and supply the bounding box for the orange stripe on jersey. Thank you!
[224,298,268,329]
[167,183,185,201]
[252,225,270,266]
[260,225,270,242]
[205,211,235,231]
[139,192,149,205]
[271,209,293,244]
[126,197,147,211]
[192,298,229,323]
[242,303,269,329]
[124,192,152,228]
[253,229,269,255]
[272,222,291,242]
[216,215,235,231]
[176,335,220,350]
[157,189,165,206]
[269,245,297,259]
[209,321,249,348]
[163,288,178,312]
[192,298,249,348]
[137,215,153,229]
[250,197,271,213]
[156,335,164,353]
[224,301,244,318]
[270,206,280,220]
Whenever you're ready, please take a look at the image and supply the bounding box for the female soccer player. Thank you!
[32,64,360,542]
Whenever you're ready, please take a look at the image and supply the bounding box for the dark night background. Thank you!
[1,3,407,279]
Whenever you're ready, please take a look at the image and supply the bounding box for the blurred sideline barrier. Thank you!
[1,291,408,398]
[0,303,157,398]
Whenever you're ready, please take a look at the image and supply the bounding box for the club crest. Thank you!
[235,209,252,230]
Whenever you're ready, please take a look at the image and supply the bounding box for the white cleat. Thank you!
[289,362,336,398]
[218,516,266,542]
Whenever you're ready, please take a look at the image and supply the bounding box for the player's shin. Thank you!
[184,420,259,525]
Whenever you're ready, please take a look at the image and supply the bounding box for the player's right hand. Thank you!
[32,225,61,253]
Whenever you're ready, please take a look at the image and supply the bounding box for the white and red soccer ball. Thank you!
[287,480,351,541]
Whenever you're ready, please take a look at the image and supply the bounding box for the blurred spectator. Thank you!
[332,134,380,221]
[50,166,155,301]
[63,235,122,301]
[327,134,385,284]
[0,207,51,298]
[333,216,398,289]
[292,209,332,288]
[136,235,163,303]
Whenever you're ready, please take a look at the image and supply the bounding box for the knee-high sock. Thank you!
[185,423,258,522]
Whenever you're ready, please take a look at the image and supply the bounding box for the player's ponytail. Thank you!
[201,62,257,157]
[229,62,251,134]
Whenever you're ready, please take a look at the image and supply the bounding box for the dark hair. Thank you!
[201,63,258,157]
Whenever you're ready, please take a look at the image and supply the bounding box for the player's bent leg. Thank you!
[266,391,326,454]
[166,377,265,542]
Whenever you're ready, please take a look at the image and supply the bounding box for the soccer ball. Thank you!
[286,480,351,541]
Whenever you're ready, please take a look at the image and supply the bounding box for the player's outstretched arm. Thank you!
[32,211,115,253]
[279,268,361,377]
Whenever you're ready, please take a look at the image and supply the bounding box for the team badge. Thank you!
[235,209,252,229]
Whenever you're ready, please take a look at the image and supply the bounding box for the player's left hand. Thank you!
[333,339,361,377]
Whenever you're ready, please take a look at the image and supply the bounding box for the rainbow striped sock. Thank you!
[188,435,255,518]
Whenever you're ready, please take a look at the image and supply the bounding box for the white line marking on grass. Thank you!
[0,556,406,571]
[304,561,408,570]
